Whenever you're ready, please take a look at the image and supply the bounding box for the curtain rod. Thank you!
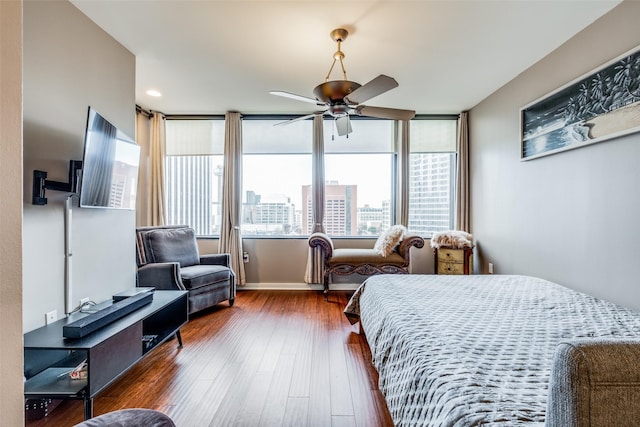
[157,112,460,121]
[164,114,226,120]
[136,105,170,119]
[136,105,152,117]
[163,113,460,121]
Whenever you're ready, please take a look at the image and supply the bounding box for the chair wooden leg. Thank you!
[323,275,329,301]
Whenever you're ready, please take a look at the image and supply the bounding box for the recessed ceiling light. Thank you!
[146,89,162,97]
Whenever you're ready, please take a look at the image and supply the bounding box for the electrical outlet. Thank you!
[243,251,249,263]
[488,263,494,274]
[45,310,57,325]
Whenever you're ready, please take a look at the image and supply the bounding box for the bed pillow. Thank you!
[374,225,406,257]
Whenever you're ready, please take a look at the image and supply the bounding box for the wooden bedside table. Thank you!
[434,247,473,275]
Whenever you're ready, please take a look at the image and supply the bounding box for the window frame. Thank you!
[163,114,459,239]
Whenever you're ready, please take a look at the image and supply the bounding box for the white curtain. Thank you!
[135,110,166,226]
[220,112,246,285]
[395,120,410,226]
[455,111,470,232]
[304,115,325,284]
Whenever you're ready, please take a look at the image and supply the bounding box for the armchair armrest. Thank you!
[397,234,425,258]
[200,253,231,267]
[546,339,640,426]
[308,232,334,259]
[137,262,186,291]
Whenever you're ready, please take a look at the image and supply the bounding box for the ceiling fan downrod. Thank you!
[325,28,349,82]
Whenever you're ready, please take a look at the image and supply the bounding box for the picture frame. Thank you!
[520,44,640,161]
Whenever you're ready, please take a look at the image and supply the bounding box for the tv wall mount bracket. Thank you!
[32,160,83,205]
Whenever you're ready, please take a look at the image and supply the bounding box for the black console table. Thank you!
[24,290,188,420]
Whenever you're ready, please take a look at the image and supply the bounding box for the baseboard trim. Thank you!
[239,282,360,291]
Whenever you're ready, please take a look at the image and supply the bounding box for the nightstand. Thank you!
[434,247,473,275]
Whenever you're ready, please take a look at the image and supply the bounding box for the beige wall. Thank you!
[23,0,136,332]
[470,1,640,309]
[0,1,24,424]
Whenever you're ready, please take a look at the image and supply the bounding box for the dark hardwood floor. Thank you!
[26,290,394,427]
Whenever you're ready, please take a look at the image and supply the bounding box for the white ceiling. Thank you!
[70,0,621,116]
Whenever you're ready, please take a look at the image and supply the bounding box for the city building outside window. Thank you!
[242,118,312,236]
[408,119,458,236]
[164,119,225,235]
[164,116,458,238]
[318,119,394,236]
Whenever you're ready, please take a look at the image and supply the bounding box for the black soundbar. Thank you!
[63,292,154,339]
[112,287,154,302]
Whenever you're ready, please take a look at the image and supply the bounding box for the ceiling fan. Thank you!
[270,28,416,137]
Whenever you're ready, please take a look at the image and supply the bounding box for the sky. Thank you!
[243,153,392,209]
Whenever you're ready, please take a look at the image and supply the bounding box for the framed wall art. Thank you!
[521,44,640,160]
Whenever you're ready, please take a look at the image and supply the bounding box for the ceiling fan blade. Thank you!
[274,111,326,126]
[344,75,398,105]
[270,91,322,105]
[354,105,416,121]
[335,116,352,136]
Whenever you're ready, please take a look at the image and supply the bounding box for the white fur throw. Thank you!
[430,230,473,249]
[374,225,406,257]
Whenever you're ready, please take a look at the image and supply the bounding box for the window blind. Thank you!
[410,119,458,153]
[243,120,312,154]
[165,119,224,156]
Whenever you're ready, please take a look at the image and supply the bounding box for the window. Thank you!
[165,119,225,236]
[164,115,458,238]
[242,119,312,236]
[408,119,458,236]
[323,119,394,236]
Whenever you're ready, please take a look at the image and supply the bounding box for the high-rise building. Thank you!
[165,156,214,235]
[357,204,384,235]
[165,152,454,238]
[243,192,295,235]
[408,153,455,234]
[302,183,358,235]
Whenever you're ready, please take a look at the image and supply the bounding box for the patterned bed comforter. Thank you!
[344,274,640,427]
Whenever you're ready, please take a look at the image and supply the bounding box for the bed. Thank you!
[344,274,640,426]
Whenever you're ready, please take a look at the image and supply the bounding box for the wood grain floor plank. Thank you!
[332,415,358,427]
[345,343,394,427]
[230,371,274,427]
[307,303,333,427]
[329,333,355,416]
[328,293,357,417]
[287,321,314,397]
[283,397,309,427]
[258,353,295,427]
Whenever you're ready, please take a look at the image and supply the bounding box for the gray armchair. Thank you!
[136,225,235,314]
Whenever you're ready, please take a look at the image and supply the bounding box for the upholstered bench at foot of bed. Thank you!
[327,249,407,274]
[309,231,424,300]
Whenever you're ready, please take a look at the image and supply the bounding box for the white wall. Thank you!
[0,1,25,424]
[23,1,136,332]
[470,1,640,309]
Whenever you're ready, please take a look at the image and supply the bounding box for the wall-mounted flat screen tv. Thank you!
[79,107,140,210]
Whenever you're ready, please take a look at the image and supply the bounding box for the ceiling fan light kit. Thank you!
[270,28,415,137]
